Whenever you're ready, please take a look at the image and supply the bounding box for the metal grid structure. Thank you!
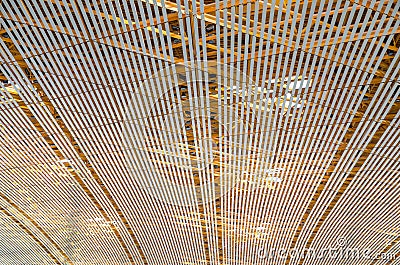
[0,0,399,265]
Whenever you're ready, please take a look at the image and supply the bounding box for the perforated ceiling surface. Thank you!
[0,0,400,265]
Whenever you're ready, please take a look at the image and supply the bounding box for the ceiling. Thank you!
[0,0,400,265]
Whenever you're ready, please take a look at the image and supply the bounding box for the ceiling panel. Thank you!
[0,0,399,265]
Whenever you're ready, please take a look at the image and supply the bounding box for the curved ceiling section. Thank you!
[0,1,399,265]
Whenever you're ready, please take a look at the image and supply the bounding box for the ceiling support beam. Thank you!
[0,204,64,265]
[0,192,73,265]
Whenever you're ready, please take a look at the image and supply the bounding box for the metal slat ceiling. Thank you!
[0,0,399,265]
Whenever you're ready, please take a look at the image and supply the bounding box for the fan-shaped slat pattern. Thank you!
[0,1,399,265]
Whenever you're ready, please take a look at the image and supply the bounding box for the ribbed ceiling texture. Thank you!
[0,0,400,265]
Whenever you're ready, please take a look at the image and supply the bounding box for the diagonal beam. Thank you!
[0,205,64,265]
[0,192,73,265]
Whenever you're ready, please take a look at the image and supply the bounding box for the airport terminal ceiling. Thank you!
[0,0,400,265]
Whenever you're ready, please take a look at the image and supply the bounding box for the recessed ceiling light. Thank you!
[226,85,238,91]
[265,176,282,183]
[254,86,274,93]
[287,79,312,90]
[264,168,284,174]
[57,159,70,163]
